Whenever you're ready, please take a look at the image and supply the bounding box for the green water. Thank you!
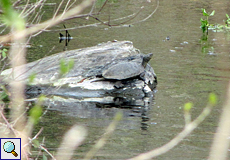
[25,0,230,159]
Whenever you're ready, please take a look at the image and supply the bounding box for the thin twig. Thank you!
[128,98,215,160]
[91,5,144,26]
[89,0,96,15]
[19,0,30,16]
[53,0,65,19]
[13,0,22,7]
[84,112,122,160]
[62,0,72,15]
[209,81,230,160]
[11,110,27,127]
[28,0,46,25]
[22,0,46,19]
[98,0,109,13]
[56,125,87,160]
[0,0,95,43]
[23,127,44,148]
[130,0,159,25]
[35,137,46,160]
[66,0,77,11]
[0,107,17,136]
[40,145,57,160]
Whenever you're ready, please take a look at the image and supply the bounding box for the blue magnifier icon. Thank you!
[3,141,18,157]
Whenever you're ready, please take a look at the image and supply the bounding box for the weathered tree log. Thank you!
[1,41,157,107]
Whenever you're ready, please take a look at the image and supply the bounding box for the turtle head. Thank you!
[142,53,153,67]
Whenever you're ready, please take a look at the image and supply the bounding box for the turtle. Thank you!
[102,53,153,80]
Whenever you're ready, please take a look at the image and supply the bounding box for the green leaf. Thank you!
[2,51,6,59]
[200,18,208,25]
[0,90,9,102]
[202,8,209,16]
[184,102,193,112]
[210,10,215,16]
[38,95,46,102]
[0,0,25,30]
[0,0,12,11]
[209,93,217,105]
[32,139,40,148]
[68,59,74,70]
[29,105,42,124]
[0,48,7,59]
[43,154,48,160]
[200,18,204,22]
[226,14,229,19]
[59,59,75,75]
[59,59,68,75]
[28,73,36,84]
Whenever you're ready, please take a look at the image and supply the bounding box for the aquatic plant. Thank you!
[225,14,230,26]
[200,8,215,34]
[200,9,230,33]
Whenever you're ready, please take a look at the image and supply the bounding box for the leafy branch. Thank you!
[200,8,215,34]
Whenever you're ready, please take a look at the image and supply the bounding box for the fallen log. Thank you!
[1,41,157,108]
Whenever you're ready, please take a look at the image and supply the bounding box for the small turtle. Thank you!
[102,53,153,80]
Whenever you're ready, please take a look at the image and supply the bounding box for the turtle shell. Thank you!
[102,62,144,80]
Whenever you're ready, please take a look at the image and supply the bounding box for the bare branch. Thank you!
[0,106,17,136]
[130,0,159,25]
[128,96,215,160]
[209,81,230,160]
[0,0,95,43]
[84,112,122,160]
[53,0,65,19]
[98,0,109,13]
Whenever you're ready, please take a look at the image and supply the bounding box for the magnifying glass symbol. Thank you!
[3,141,18,157]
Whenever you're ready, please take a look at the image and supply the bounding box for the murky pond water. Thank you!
[24,0,230,159]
